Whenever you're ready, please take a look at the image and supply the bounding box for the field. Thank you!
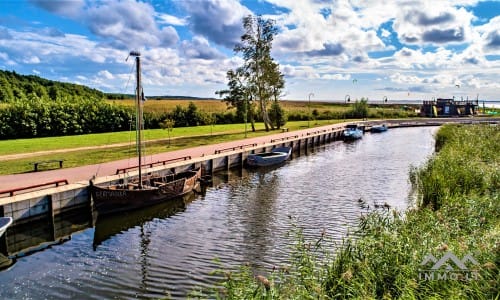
[107,99,232,114]
[107,98,417,117]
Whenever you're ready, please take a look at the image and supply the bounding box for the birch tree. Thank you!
[218,15,284,132]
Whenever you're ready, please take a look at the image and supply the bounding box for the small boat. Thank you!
[343,124,363,140]
[90,51,201,216]
[0,217,13,237]
[370,124,388,133]
[246,147,292,167]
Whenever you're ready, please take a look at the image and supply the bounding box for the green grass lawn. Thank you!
[0,120,343,175]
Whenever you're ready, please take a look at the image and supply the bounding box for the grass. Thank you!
[107,98,417,119]
[0,119,343,175]
[205,124,499,299]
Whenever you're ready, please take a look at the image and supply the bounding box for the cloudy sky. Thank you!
[0,0,499,101]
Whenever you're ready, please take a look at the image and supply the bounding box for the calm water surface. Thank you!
[0,127,437,299]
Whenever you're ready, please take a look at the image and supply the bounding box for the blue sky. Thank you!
[0,0,499,101]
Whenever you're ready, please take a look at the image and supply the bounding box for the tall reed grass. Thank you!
[205,124,499,299]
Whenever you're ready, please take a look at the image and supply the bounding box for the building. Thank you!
[421,98,479,117]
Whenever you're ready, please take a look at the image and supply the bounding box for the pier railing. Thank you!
[214,143,257,154]
[116,156,192,174]
[0,179,69,197]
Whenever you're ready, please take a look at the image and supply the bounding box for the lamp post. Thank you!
[308,92,314,127]
[382,96,387,119]
[244,92,248,138]
[344,95,351,121]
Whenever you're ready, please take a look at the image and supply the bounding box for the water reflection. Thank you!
[93,194,191,249]
[0,127,437,299]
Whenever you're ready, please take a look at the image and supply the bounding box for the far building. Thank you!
[420,97,479,117]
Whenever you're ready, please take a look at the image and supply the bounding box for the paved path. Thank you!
[0,124,345,191]
[2,116,498,192]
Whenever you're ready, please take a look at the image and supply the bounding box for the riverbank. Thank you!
[213,123,499,299]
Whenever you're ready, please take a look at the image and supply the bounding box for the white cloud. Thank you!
[85,1,179,50]
[392,2,475,46]
[475,16,500,54]
[23,56,40,64]
[98,70,114,80]
[156,13,187,26]
[180,0,251,48]
[30,0,84,18]
[322,73,351,80]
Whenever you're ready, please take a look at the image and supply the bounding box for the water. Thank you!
[0,126,437,299]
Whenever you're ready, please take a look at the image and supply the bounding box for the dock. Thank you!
[1,117,498,227]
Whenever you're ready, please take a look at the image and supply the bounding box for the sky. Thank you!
[0,0,499,102]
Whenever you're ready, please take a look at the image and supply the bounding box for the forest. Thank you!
[0,70,254,139]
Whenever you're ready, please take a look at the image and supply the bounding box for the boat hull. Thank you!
[91,168,201,216]
[370,125,388,133]
[342,124,364,140]
[343,129,363,140]
[246,147,291,167]
[0,217,13,237]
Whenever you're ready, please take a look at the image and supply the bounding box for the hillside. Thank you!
[0,70,104,102]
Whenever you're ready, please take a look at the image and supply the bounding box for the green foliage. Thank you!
[212,124,499,299]
[268,101,287,128]
[0,97,132,139]
[347,98,369,119]
[218,14,285,132]
[0,70,104,103]
[412,124,499,209]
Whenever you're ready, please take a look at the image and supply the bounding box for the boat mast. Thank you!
[130,51,143,188]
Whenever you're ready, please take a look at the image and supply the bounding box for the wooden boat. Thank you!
[90,167,201,215]
[90,51,201,216]
[246,146,292,167]
[0,217,12,237]
[343,124,363,140]
[370,124,388,133]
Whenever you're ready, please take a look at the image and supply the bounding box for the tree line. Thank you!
[0,70,104,103]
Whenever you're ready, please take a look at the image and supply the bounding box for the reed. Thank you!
[208,124,499,299]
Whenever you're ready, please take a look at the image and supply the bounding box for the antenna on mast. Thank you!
[126,51,141,61]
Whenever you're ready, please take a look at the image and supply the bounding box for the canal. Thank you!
[0,126,437,299]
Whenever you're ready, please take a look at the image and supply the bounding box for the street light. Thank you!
[308,92,314,127]
[344,95,350,121]
[382,96,388,119]
[244,93,249,138]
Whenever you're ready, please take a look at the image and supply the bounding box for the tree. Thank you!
[185,101,200,126]
[159,118,175,147]
[218,15,285,132]
[216,69,256,132]
[268,100,286,128]
[350,98,369,119]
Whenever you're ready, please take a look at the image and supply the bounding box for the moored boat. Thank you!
[343,124,363,140]
[370,124,388,133]
[90,168,201,215]
[246,146,292,167]
[0,217,12,237]
[89,51,201,216]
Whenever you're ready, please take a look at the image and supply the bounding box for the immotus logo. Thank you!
[419,251,480,281]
